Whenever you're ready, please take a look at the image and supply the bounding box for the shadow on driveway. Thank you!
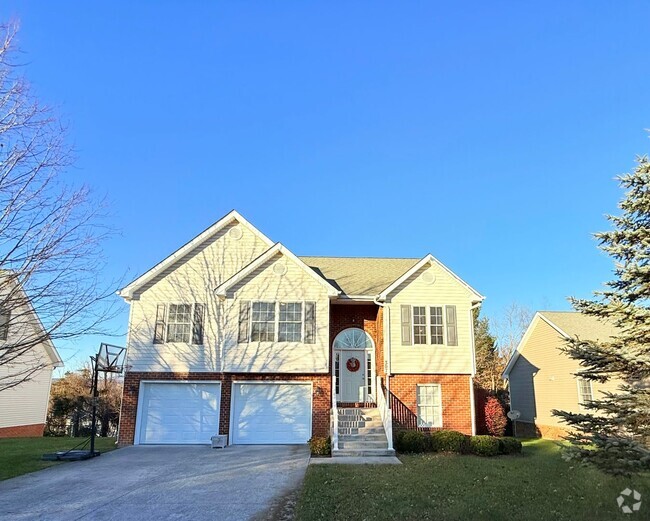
[0,444,310,521]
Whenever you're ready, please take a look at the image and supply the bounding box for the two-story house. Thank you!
[117,211,483,456]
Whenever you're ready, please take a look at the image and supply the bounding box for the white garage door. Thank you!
[231,383,312,444]
[137,382,221,444]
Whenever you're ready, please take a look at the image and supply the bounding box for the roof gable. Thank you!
[502,311,619,379]
[119,210,273,300]
[216,244,340,298]
[377,254,484,302]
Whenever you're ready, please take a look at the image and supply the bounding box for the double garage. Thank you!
[135,381,313,445]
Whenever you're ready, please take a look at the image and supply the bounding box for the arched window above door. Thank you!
[333,327,374,350]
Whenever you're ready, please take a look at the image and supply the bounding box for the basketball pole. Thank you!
[90,353,100,456]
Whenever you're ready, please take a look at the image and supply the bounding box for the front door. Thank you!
[340,350,366,402]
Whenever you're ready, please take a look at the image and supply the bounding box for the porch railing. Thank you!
[376,376,393,450]
[331,377,339,451]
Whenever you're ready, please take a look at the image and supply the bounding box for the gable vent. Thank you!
[273,262,287,276]
[229,225,243,240]
[421,272,435,284]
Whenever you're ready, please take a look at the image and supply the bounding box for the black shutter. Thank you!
[304,302,316,344]
[401,305,412,345]
[238,301,251,343]
[446,305,458,346]
[153,304,166,344]
[192,304,205,345]
[0,309,9,341]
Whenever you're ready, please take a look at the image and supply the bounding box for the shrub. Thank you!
[308,436,331,456]
[470,435,500,457]
[485,397,507,437]
[497,436,522,455]
[429,430,470,454]
[396,430,427,453]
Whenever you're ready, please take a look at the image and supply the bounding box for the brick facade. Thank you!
[119,302,475,445]
[118,372,330,445]
[389,374,473,435]
[0,423,44,438]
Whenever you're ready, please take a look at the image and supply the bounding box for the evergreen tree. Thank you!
[553,156,650,476]
[473,310,502,392]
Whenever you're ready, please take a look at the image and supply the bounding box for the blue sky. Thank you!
[2,2,649,370]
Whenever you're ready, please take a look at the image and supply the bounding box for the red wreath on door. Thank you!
[346,357,361,372]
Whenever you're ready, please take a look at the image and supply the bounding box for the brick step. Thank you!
[338,440,388,450]
[332,448,396,458]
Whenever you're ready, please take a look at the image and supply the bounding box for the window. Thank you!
[251,302,276,341]
[0,309,9,341]
[279,302,302,342]
[413,306,427,345]
[335,352,340,395]
[167,304,192,343]
[242,301,314,343]
[154,303,204,344]
[366,351,372,397]
[429,307,444,344]
[417,384,442,428]
[577,378,593,410]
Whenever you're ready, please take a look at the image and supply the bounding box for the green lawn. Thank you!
[0,437,118,480]
[295,440,650,521]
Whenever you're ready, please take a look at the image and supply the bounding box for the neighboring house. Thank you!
[503,311,620,439]
[0,279,63,437]
[117,210,484,455]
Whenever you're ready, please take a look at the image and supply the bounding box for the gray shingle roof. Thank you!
[539,311,619,341]
[299,256,420,296]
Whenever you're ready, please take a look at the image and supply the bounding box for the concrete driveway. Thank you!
[0,444,310,521]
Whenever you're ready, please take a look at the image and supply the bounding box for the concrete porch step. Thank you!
[332,448,396,458]
[339,433,387,442]
[339,440,388,450]
[338,426,386,435]
[337,420,383,428]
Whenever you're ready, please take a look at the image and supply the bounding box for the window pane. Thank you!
[278,302,302,342]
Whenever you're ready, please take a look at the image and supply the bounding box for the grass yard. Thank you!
[295,440,650,521]
[0,437,117,480]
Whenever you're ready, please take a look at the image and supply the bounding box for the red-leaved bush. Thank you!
[485,396,507,436]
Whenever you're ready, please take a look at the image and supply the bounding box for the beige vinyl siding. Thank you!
[508,317,622,428]
[388,264,475,374]
[126,220,269,372]
[222,251,330,373]
[0,343,53,428]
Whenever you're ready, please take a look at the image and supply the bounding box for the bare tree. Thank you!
[0,22,116,392]
[493,301,533,358]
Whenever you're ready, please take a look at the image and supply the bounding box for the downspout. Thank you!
[469,300,483,436]
[373,296,390,397]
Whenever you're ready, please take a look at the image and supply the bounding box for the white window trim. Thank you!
[411,305,446,346]
[577,377,594,411]
[417,383,443,428]
[249,301,310,343]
